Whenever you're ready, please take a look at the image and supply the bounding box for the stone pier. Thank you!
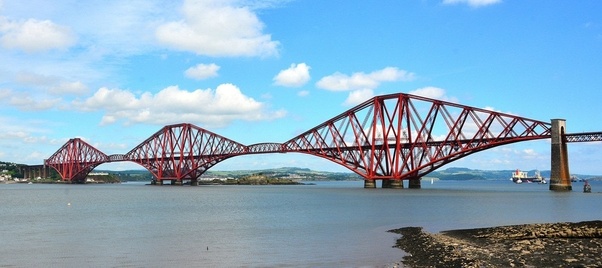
[364,179,376,188]
[549,119,572,191]
[382,179,403,189]
[408,178,421,189]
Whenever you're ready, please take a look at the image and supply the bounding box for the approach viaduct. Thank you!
[26,92,602,191]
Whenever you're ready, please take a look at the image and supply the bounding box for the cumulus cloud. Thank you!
[409,86,458,103]
[273,63,311,87]
[442,0,502,8]
[316,67,415,91]
[0,17,76,53]
[316,67,415,106]
[343,88,374,106]
[49,81,89,95]
[0,88,63,111]
[13,71,88,96]
[76,84,286,127]
[155,0,279,57]
[185,63,220,80]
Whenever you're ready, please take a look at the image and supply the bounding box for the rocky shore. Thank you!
[388,220,602,267]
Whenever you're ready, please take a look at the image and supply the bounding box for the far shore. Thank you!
[388,220,602,267]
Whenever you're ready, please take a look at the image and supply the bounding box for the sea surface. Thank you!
[1,179,600,267]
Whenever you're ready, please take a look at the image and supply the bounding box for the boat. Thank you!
[571,175,580,182]
[511,169,546,184]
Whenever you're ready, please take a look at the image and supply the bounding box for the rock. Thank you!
[389,220,602,267]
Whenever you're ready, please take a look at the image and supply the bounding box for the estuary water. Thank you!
[1,180,600,267]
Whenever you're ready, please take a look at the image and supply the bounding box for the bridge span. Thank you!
[34,92,601,191]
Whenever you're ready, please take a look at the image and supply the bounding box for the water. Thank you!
[1,180,600,267]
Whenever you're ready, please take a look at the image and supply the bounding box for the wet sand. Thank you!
[388,220,602,267]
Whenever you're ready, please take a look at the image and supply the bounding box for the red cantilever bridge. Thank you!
[44,92,602,190]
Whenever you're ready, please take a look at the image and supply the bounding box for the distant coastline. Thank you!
[4,161,602,184]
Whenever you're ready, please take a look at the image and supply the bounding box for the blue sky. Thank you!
[1,0,602,175]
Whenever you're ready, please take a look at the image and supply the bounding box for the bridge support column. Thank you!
[190,179,198,186]
[408,178,421,189]
[364,179,376,188]
[550,119,572,191]
[382,179,403,189]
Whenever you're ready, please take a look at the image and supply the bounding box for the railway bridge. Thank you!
[33,92,602,191]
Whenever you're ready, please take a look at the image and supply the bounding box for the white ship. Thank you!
[511,169,546,184]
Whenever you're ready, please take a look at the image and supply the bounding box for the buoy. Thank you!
[67,202,71,206]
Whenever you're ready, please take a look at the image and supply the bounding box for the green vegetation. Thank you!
[210,173,303,185]
[95,167,362,182]
[0,161,25,178]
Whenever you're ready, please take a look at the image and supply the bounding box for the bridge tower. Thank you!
[549,119,572,191]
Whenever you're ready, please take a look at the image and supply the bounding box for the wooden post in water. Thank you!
[549,119,572,191]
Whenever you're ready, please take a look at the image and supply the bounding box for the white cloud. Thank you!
[408,86,447,99]
[316,67,415,91]
[76,84,286,127]
[408,86,458,103]
[442,0,502,8]
[185,63,220,80]
[49,81,89,95]
[297,90,309,97]
[155,0,279,57]
[11,71,88,96]
[0,88,63,111]
[0,17,76,53]
[273,63,311,87]
[343,88,374,106]
[316,67,415,107]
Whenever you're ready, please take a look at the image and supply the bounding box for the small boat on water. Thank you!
[511,169,547,184]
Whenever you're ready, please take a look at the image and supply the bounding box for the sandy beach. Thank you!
[388,220,602,267]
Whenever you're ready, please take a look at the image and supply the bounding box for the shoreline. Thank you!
[388,220,602,267]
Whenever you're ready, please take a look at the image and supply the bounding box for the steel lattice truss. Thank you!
[124,123,247,180]
[565,132,602,143]
[283,93,552,180]
[46,92,564,182]
[45,138,109,183]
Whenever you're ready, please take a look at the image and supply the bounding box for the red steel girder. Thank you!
[124,123,247,182]
[45,138,109,182]
[247,143,285,154]
[44,93,560,184]
[284,93,552,181]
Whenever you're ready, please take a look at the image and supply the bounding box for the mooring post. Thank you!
[549,119,572,191]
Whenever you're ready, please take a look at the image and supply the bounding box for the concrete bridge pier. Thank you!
[550,119,572,191]
[382,179,403,189]
[364,179,376,188]
[190,178,198,186]
[408,178,421,189]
